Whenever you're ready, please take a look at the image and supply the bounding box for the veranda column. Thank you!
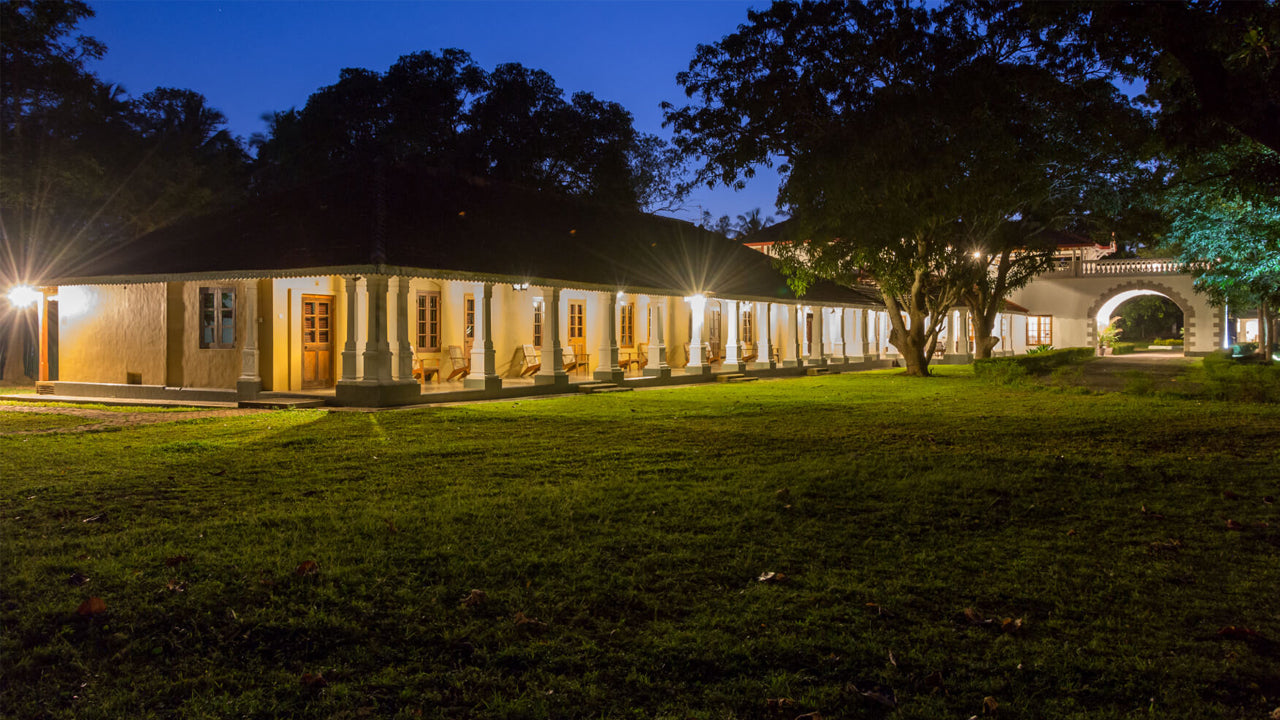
[790,304,803,367]
[687,295,706,373]
[724,299,741,369]
[859,309,871,358]
[757,302,773,369]
[361,274,393,383]
[955,306,972,359]
[595,291,623,381]
[341,276,359,381]
[391,276,414,381]
[831,307,846,363]
[237,279,261,398]
[812,305,826,365]
[645,295,671,378]
[465,282,501,390]
[537,286,567,386]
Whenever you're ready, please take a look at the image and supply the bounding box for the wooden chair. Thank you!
[446,345,470,381]
[571,343,591,375]
[562,346,581,373]
[412,351,440,383]
[706,341,722,365]
[741,343,759,364]
[520,344,541,377]
[622,343,647,373]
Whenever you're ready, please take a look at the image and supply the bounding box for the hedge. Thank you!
[1111,341,1139,355]
[1152,338,1184,346]
[973,347,1096,377]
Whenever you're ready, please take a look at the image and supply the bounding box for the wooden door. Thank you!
[301,294,334,389]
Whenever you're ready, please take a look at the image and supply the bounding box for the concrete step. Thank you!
[805,367,837,376]
[715,373,759,383]
[239,397,327,409]
[577,382,633,394]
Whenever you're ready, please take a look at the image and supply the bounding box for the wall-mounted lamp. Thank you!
[6,285,40,309]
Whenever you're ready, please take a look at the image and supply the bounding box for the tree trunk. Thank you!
[971,309,998,360]
[1260,300,1275,364]
[886,305,934,377]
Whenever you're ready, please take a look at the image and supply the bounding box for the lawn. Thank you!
[2,368,1278,719]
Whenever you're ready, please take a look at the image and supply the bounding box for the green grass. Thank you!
[0,411,96,433]
[2,369,1278,719]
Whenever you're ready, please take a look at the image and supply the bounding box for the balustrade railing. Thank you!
[1051,257,1187,277]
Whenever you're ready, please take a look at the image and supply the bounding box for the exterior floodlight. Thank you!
[972,251,983,259]
[511,282,530,291]
[7,285,40,309]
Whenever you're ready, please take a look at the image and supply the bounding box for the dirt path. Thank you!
[1059,352,1197,392]
[0,403,268,436]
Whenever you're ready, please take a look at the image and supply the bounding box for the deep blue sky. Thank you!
[82,0,783,225]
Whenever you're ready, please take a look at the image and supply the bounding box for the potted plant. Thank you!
[1098,322,1122,356]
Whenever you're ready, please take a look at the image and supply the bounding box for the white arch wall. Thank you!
[1009,274,1222,355]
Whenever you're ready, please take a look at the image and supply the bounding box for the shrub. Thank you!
[1232,342,1259,357]
[1152,338,1184,347]
[1026,344,1055,355]
[1198,351,1280,402]
[1111,341,1139,355]
[974,347,1095,378]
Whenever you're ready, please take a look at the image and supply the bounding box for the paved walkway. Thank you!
[1067,351,1197,391]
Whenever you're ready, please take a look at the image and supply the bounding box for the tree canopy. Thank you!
[252,51,680,211]
[1,0,247,284]
[666,0,1150,373]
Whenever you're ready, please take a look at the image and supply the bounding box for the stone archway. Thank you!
[1086,280,1203,356]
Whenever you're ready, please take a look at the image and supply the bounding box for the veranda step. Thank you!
[715,373,759,383]
[805,367,837,376]
[239,397,327,409]
[577,382,633,394]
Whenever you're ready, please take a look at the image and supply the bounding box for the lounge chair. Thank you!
[622,343,647,373]
[562,346,581,373]
[520,344,541,376]
[445,345,470,381]
[741,345,759,364]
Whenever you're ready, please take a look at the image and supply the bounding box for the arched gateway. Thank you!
[1009,258,1224,356]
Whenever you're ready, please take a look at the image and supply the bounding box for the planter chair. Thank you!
[520,345,542,377]
[741,345,759,364]
[445,345,470,381]
[622,343,647,373]
[562,346,581,373]
[570,343,591,375]
[706,341,722,365]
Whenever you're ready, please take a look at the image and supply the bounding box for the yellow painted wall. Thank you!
[58,283,167,385]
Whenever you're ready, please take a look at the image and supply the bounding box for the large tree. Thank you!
[252,52,678,211]
[1164,141,1280,362]
[667,0,1147,373]
[1,0,246,284]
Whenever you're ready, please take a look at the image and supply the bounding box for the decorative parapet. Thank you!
[1050,257,1188,277]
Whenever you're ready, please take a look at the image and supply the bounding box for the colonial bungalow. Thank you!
[15,166,923,407]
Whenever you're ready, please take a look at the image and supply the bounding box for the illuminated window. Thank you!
[619,302,635,347]
[1027,315,1052,346]
[198,287,235,349]
[532,298,544,348]
[416,291,440,351]
[568,301,585,342]
[463,293,475,349]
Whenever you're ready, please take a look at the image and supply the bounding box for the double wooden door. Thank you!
[302,294,333,389]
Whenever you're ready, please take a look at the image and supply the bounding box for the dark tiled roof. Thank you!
[64,165,879,306]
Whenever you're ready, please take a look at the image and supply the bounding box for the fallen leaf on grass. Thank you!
[795,712,823,720]
[295,560,319,576]
[1225,519,1245,531]
[383,518,397,534]
[1217,626,1262,640]
[983,695,999,713]
[853,685,896,708]
[1140,505,1164,519]
[1000,617,1025,634]
[166,580,186,593]
[924,670,945,689]
[758,571,788,583]
[461,589,487,607]
[1223,490,1243,500]
[67,572,90,587]
[165,555,189,567]
[299,672,327,688]
[888,649,897,667]
[81,513,105,523]
[763,697,794,714]
[1066,528,1076,536]
[76,597,106,616]
[1269,706,1280,720]
[1263,495,1275,505]
[963,607,992,626]
[513,611,546,629]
